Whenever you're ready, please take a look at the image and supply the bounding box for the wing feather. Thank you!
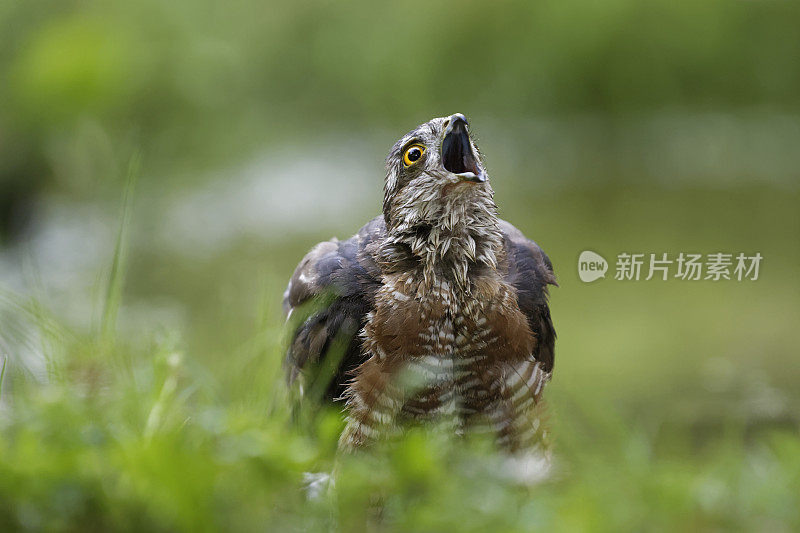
[283,216,385,401]
[499,219,557,372]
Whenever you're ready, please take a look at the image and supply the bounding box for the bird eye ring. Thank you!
[403,144,425,166]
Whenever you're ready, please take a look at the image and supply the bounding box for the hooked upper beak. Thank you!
[441,113,487,183]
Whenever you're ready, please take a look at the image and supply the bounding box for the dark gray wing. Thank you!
[499,219,557,372]
[283,216,385,401]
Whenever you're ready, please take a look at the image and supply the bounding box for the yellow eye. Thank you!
[403,144,426,166]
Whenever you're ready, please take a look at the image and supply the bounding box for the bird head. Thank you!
[383,113,494,232]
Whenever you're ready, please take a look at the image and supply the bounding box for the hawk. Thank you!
[284,114,556,454]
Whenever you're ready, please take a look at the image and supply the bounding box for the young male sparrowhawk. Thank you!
[284,114,556,454]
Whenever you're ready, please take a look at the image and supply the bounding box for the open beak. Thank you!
[441,113,487,183]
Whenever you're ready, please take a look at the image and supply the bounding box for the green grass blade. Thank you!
[101,153,140,347]
[0,356,6,397]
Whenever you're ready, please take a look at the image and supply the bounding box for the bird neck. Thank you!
[380,192,503,291]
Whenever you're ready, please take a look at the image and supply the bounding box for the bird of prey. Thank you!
[283,114,556,454]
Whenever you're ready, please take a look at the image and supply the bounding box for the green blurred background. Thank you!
[1,0,799,530]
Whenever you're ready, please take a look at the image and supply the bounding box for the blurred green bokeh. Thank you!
[0,0,799,530]
[2,0,800,199]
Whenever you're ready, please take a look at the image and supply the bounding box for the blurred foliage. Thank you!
[1,0,800,530]
[2,0,800,201]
